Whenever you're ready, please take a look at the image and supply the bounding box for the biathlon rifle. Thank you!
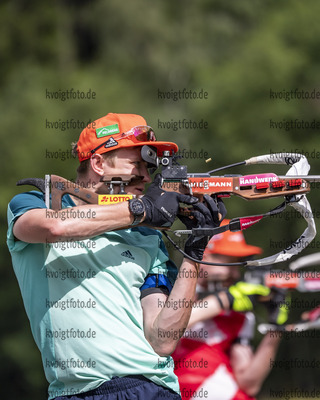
[17,150,318,267]
[244,269,320,292]
[289,252,320,271]
[258,306,320,334]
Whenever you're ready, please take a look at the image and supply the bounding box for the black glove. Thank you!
[264,288,290,325]
[141,174,199,228]
[178,194,227,261]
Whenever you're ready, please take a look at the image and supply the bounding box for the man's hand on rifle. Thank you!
[141,174,199,228]
[178,194,227,261]
[263,288,290,326]
[141,174,227,261]
[215,282,271,312]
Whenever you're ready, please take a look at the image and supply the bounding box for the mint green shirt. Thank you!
[7,191,180,399]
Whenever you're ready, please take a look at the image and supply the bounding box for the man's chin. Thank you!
[96,187,144,196]
[126,187,144,196]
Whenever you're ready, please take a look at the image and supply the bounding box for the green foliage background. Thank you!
[1,0,320,399]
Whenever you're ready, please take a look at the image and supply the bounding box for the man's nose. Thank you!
[140,163,152,183]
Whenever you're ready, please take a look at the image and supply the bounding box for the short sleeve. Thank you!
[7,191,46,252]
[140,235,178,299]
[140,273,173,299]
[233,312,256,345]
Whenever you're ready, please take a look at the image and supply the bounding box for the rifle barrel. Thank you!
[279,175,320,182]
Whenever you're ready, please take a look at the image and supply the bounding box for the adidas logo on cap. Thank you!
[104,137,118,149]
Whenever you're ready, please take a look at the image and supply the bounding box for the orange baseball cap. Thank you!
[205,219,263,257]
[76,113,179,162]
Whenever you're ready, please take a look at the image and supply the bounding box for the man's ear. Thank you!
[90,154,105,176]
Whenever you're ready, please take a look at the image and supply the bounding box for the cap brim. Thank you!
[132,141,178,155]
[205,244,263,257]
[101,140,178,155]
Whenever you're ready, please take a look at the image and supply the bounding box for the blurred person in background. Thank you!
[172,220,287,400]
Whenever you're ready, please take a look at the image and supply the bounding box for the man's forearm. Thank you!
[142,259,199,356]
[13,202,135,243]
[231,332,281,396]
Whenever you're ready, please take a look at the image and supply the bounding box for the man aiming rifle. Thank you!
[172,222,288,400]
[7,113,226,400]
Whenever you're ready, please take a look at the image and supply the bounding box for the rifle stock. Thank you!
[17,170,312,212]
[18,172,311,210]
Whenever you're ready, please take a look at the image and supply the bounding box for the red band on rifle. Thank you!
[240,216,264,230]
